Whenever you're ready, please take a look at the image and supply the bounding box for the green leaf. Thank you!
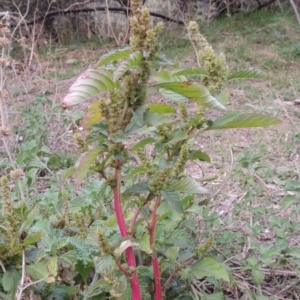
[157,202,182,221]
[1,269,20,296]
[60,250,77,265]
[144,111,173,126]
[172,68,209,77]
[125,107,147,133]
[62,69,114,107]
[170,177,209,194]
[154,70,185,83]
[286,247,300,259]
[47,256,58,277]
[128,166,148,177]
[114,51,143,81]
[189,150,211,162]
[217,88,230,105]
[75,148,106,189]
[136,234,152,254]
[281,195,300,207]
[161,189,183,213]
[27,261,50,280]
[166,246,180,264]
[168,129,188,145]
[105,214,117,227]
[0,292,10,300]
[123,182,149,195]
[63,166,76,179]
[206,112,281,130]
[146,103,176,114]
[255,296,270,300]
[228,68,265,80]
[201,292,225,300]
[97,47,131,66]
[153,82,225,110]
[251,269,265,285]
[19,205,40,234]
[82,101,102,129]
[132,137,156,151]
[191,257,229,281]
[76,261,94,285]
[12,232,42,253]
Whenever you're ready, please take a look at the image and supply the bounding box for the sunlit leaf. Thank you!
[228,68,265,80]
[82,101,102,129]
[62,69,114,107]
[166,246,180,264]
[47,256,58,277]
[27,261,50,280]
[105,214,117,227]
[217,88,230,105]
[206,112,281,130]
[97,47,131,66]
[147,103,177,114]
[136,234,152,254]
[114,51,143,81]
[170,177,210,194]
[153,82,226,110]
[191,257,229,281]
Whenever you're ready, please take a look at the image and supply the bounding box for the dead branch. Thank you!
[12,6,184,27]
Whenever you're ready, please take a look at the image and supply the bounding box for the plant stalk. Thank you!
[113,166,141,300]
[149,195,162,300]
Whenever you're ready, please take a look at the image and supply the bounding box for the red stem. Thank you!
[163,267,181,295]
[113,166,141,300]
[131,208,141,232]
[149,195,162,300]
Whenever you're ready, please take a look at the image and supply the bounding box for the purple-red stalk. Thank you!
[113,167,141,300]
[149,195,162,300]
